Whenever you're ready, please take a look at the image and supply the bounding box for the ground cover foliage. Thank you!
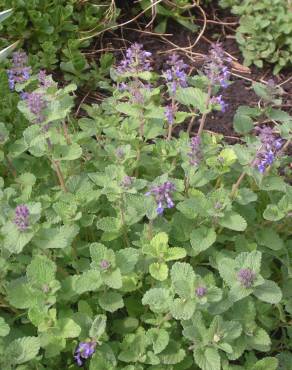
[0,40,291,370]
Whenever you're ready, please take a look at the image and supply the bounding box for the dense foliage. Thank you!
[0,42,291,370]
[0,0,118,82]
[220,0,292,73]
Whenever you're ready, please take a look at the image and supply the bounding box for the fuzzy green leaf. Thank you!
[190,226,217,255]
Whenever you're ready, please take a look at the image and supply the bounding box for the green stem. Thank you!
[197,84,212,137]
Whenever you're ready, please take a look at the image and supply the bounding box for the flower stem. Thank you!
[46,138,68,192]
[197,84,212,137]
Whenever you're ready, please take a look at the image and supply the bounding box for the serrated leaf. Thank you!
[253,280,282,304]
[176,87,208,113]
[73,270,102,294]
[190,226,216,255]
[142,288,171,313]
[233,113,253,134]
[89,315,107,339]
[255,228,284,251]
[219,211,247,231]
[1,222,34,254]
[263,205,285,221]
[194,347,220,370]
[147,328,169,354]
[0,317,10,337]
[7,337,40,365]
[164,247,187,261]
[98,292,124,312]
[171,298,196,320]
[159,340,186,365]
[57,318,81,338]
[26,255,56,288]
[52,143,82,161]
[116,248,139,274]
[251,357,278,370]
[96,217,121,232]
[103,268,123,289]
[246,327,271,352]
[33,224,79,249]
[149,262,168,281]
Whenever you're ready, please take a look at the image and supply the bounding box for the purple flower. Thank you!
[254,126,283,173]
[163,54,188,93]
[7,51,31,91]
[74,341,96,367]
[22,92,47,123]
[38,70,53,87]
[188,136,202,166]
[164,105,176,125]
[117,43,152,74]
[210,95,228,112]
[146,181,175,215]
[237,268,256,288]
[13,205,30,231]
[195,286,207,298]
[121,176,133,188]
[204,43,231,89]
[100,259,110,270]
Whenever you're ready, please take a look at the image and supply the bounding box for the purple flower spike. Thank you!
[74,341,96,367]
[210,95,228,112]
[164,105,176,125]
[237,268,256,288]
[204,43,231,89]
[38,70,53,87]
[100,259,110,270]
[196,286,207,298]
[146,181,175,215]
[254,126,283,173]
[163,54,188,93]
[13,205,30,231]
[7,51,31,91]
[117,43,152,74]
[188,136,202,166]
[22,92,47,123]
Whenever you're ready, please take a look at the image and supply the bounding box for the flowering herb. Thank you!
[74,341,96,367]
[237,268,256,288]
[210,95,228,112]
[164,104,176,125]
[100,259,111,270]
[188,136,202,166]
[117,43,152,75]
[164,54,188,93]
[7,51,31,91]
[22,92,47,123]
[146,181,175,215]
[255,126,283,173]
[204,43,231,88]
[13,205,30,231]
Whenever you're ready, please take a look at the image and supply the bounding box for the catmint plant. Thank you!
[117,43,152,75]
[163,53,188,94]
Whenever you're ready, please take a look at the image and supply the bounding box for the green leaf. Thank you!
[147,328,169,354]
[33,224,79,249]
[190,226,216,255]
[255,228,284,251]
[194,347,220,370]
[164,247,186,261]
[159,340,186,365]
[263,204,285,221]
[251,357,278,370]
[6,278,34,309]
[57,318,81,338]
[1,222,34,254]
[142,288,171,313]
[246,328,271,352]
[233,113,254,134]
[52,143,82,161]
[116,248,139,274]
[73,270,102,294]
[0,317,10,337]
[103,268,123,289]
[176,87,208,113]
[98,292,124,313]
[149,262,169,281]
[89,315,107,339]
[253,280,282,304]
[7,337,40,365]
[171,298,196,320]
[26,255,56,288]
[116,103,141,117]
[96,217,121,233]
[219,211,247,231]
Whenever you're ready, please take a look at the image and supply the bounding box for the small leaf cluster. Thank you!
[220,0,292,73]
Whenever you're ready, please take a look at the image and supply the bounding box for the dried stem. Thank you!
[62,121,72,145]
